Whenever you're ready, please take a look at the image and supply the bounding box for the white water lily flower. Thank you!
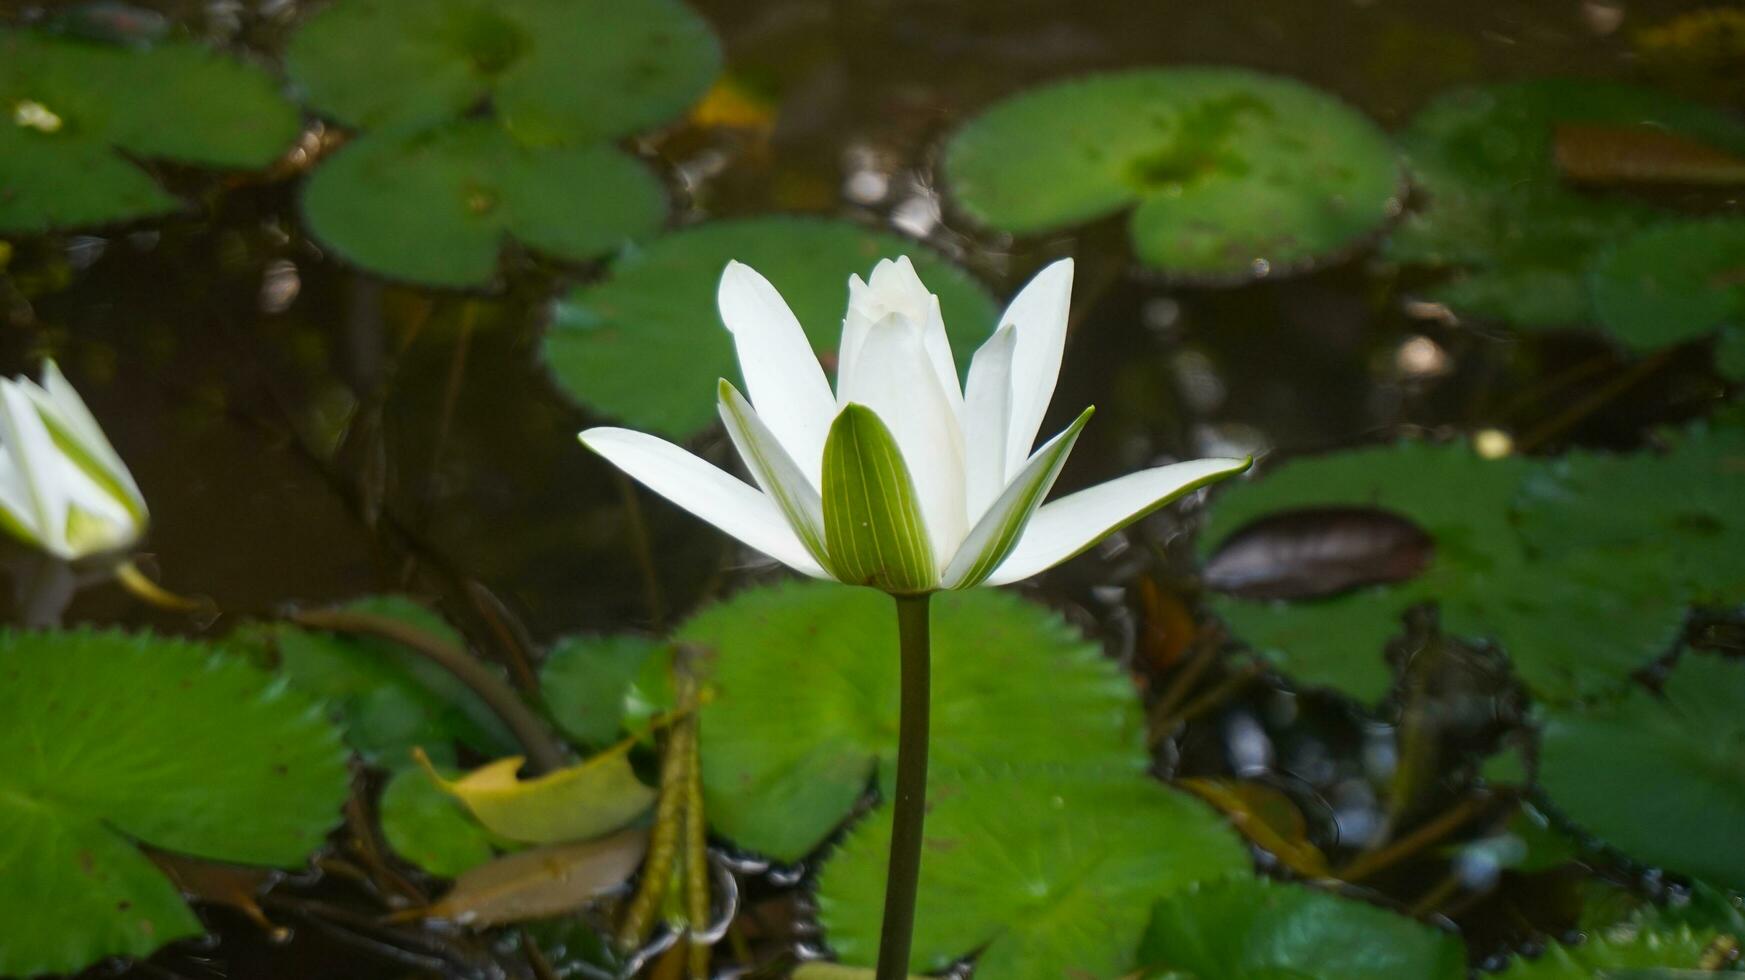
[580,257,1248,593]
[0,360,147,561]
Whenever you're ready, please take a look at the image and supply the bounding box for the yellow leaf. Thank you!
[415,745,655,845]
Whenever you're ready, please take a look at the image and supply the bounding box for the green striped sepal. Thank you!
[821,404,937,594]
[717,379,833,572]
[943,406,1094,589]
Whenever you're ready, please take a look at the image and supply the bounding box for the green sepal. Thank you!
[944,406,1094,589]
[717,379,833,573]
[821,404,937,594]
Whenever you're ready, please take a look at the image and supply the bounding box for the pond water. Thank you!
[2,0,1742,978]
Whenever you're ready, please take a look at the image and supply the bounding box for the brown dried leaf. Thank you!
[145,849,287,940]
[1202,507,1433,600]
[1555,123,1745,186]
[419,828,648,927]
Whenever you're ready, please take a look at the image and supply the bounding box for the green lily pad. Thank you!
[0,29,300,233]
[285,0,719,140]
[680,581,1145,862]
[815,769,1249,979]
[539,633,663,748]
[1589,219,1745,352]
[1494,925,1726,978]
[1138,876,1466,980]
[1386,80,1745,328]
[943,68,1402,280]
[236,596,517,769]
[545,217,998,438]
[379,763,512,877]
[300,119,665,287]
[0,629,348,977]
[1202,441,1683,704]
[1538,653,1745,892]
[1719,327,1745,382]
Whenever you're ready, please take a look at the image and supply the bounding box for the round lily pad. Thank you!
[545,217,998,437]
[0,29,301,233]
[1386,80,1745,329]
[379,764,509,877]
[815,769,1249,979]
[680,581,1145,862]
[1138,876,1466,980]
[1201,441,1683,704]
[944,68,1403,280]
[285,0,720,141]
[1495,925,1724,978]
[1721,326,1745,382]
[1589,219,1745,351]
[0,629,349,977]
[1538,653,1745,892]
[300,119,665,288]
[540,633,664,749]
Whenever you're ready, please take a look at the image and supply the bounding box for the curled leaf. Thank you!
[420,828,649,927]
[1202,506,1434,600]
[416,746,655,846]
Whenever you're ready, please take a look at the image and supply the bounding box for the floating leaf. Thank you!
[540,633,664,749]
[1554,124,1745,186]
[1721,327,1745,382]
[1386,80,1745,328]
[421,828,648,927]
[680,581,1145,862]
[1201,506,1434,600]
[379,764,508,877]
[1495,924,1731,978]
[285,0,719,140]
[146,851,286,941]
[1589,219,1745,352]
[944,68,1402,280]
[1202,441,1682,703]
[418,747,655,845]
[1538,654,1745,892]
[0,29,300,233]
[237,596,516,768]
[815,769,1249,979]
[1138,876,1466,980]
[300,119,664,287]
[0,629,348,977]
[545,217,997,438]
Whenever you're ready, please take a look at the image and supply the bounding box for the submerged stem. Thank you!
[876,593,932,980]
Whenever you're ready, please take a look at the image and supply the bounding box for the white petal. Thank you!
[579,427,829,579]
[717,380,831,570]
[1000,258,1075,479]
[0,450,41,542]
[942,406,1092,589]
[836,314,967,559]
[717,262,836,485]
[0,380,71,558]
[25,361,146,517]
[836,274,874,392]
[960,321,1016,521]
[985,457,1251,585]
[870,257,963,417]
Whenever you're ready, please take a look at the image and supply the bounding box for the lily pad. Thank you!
[1387,80,1745,328]
[1494,925,1726,978]
[1720,327,1745,382]
[680,581,1145,861]
[539,633,664,748]
[0,629,348,977]
[0,29,300,233]
[1537,653,1745,892]
[545,217,998,437]
[1589,219,1745,352]
[815,768,1249,979]
[1138,876,1466,980]
[944,68,1402,280]
[285,0,720,141]
[379,764,509,877]
[300,119,665,287]
[236,596,517,769]
[1202,441,1683,704]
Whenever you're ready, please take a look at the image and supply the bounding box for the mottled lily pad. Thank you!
[679,581,1145,861]
[1201,441,1683,704]
[379,764,511,877]
[1538,653,1745,892]
[1138,876,1466,980]
[815,769,1249,980]
[0,629,348,977]
[286,0,717,141]
[539,633,664,748]
[545,217,997,437]
[944,68,1403,280]
[300,119,665,287]
[1589,219,1745,351]
[1387,80,1745,328]
[0,29,300,233]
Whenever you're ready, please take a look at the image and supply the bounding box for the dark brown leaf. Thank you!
[1555,123,1745,186]
[145,849,288,940]
[1202,507,1433,600]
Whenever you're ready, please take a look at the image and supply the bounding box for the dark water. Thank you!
[3,0,1739,976]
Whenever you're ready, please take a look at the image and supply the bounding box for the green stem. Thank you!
[876,593,932,980]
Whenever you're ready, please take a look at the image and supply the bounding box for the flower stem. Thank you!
[876,592,932,980]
